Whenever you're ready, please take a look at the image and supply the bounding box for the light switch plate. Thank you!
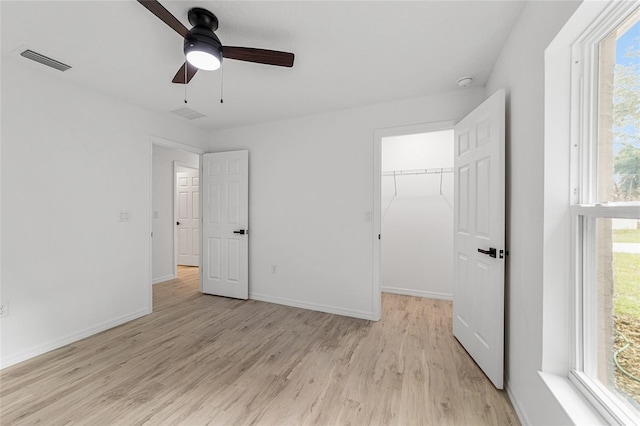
[119,210,131,222]
[0,302,9,318]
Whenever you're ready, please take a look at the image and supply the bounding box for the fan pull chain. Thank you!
[220,64,224,104]
[184,65,188,103]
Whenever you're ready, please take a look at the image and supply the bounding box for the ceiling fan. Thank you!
[137,0,295,84]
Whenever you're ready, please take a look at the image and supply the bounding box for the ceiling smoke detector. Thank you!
[457,76,474,87]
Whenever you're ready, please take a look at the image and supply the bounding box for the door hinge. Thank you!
[378,234,381,240]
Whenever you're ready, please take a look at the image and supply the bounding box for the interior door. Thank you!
[176,166,199,267]
[201,150,249,299]
[453,89,505,389]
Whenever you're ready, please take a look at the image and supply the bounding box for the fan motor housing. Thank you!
[184,27,222,58]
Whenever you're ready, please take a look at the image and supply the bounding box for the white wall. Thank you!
[483,1,582,424]
[382,131,454,170]
[0,58,208,368]
[152,146,199,283]
[207,88,484,319]
[381,130,454,299]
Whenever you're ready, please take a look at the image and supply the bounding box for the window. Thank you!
[571,3,640,424]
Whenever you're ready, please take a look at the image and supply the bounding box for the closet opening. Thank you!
[379,127,455,303]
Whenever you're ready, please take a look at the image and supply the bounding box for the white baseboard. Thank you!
[249,292,375,321]
[381,286,453,301]
[0,308,150,369]
[152,274,175,285]
[505,378,531,426]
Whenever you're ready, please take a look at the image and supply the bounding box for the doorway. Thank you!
[373,121,456,319]
[381,129,455,300]
[150,139,202,290]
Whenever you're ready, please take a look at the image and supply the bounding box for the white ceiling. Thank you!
[1,1,525,131]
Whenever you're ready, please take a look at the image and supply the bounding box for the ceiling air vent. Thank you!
[170,107,206,120]
[20,49,71,72]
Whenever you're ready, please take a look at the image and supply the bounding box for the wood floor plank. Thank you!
[0,266,519,425]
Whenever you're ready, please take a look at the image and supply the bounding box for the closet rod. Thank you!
[381,167,454,177]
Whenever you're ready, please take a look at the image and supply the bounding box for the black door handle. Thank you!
[478,247,497,258]
[233,229,246,235]
[176,221,180,225]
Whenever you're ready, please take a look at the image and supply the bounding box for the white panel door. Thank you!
[201,150,249,299]
[176,167,199,266]
[453,89,505,389]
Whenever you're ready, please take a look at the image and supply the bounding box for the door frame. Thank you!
[373,120,457,320]
[174,162,199,271]
[149,136,205,314]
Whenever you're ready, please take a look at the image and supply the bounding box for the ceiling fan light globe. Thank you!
[186,49,221,71]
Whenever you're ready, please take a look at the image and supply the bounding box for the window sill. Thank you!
[539,372,607,425]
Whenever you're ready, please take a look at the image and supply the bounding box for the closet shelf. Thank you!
[382,167,453,176]
[383,167,453,196]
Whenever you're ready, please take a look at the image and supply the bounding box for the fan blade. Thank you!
[172,62,199,84]
[137,0,191,39]
[222,47,294,67]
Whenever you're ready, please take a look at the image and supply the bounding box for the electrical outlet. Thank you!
[271,265,278,274]
[0,302,9,318]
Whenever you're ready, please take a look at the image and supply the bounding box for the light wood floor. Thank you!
[0,266,519,425]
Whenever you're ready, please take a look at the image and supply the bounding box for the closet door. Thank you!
[453,89,505,389]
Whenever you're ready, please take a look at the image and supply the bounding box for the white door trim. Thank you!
[149,136,205,314]
[372,120,457,320]
[151,135,206,155]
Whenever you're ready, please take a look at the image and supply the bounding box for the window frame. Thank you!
[569,2,640,424]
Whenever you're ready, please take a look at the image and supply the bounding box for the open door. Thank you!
[453,89,505,389]
[201,150,249,299]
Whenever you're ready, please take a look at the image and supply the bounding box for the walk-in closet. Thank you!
[381,129,454,299]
